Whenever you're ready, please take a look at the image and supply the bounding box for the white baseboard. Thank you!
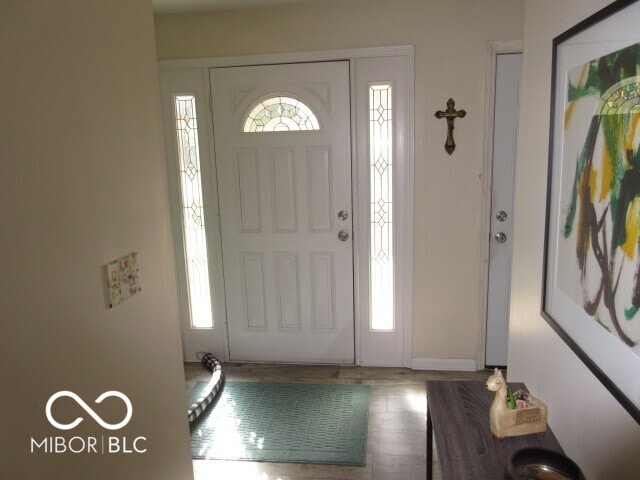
[412,357,478,371]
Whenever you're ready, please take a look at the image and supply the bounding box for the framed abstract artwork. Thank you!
[543,0,640,423]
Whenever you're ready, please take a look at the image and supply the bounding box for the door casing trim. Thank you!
[476,40,523,370]
[160,45,414,367]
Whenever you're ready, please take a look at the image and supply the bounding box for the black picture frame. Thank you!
[543,0,640,424]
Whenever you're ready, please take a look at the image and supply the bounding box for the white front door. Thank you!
[485,53,522,367]
[210,62,354,364]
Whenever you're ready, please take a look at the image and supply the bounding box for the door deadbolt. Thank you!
[338,230,350,241]
[495,232,507,243]
[496,211,508,222]
[338,210,349,221]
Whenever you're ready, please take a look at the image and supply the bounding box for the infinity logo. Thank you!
[46,391,133,431]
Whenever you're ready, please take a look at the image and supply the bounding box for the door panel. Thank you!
[485,53,522,367]
[210,61,354,364]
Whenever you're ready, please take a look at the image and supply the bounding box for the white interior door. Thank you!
[485,53,522,367]
[210,62,354,364]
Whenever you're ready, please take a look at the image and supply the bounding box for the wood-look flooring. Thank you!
[185,363,489,480]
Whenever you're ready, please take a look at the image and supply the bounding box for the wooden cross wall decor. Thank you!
[435,98,466,155]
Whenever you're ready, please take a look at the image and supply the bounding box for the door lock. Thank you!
[338,230,350,241]
[496,211,508,222]
[338,210,349,221]
[495,232,507,243]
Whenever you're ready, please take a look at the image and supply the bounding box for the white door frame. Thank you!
[476,41,523,370]
[159,46,414,367]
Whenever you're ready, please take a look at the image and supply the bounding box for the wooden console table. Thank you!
[426,380,564,479]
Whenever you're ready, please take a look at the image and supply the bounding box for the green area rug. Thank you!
[188,381,371,465]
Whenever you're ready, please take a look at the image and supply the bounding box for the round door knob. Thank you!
[338,230,350,241]
[495,232,507,243]
[496,211,508,222]
[338,210,349,221]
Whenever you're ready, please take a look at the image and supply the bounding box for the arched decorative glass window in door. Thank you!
[243,96,321,132]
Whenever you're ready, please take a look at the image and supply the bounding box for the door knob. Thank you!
[495,232,507,243]
[338,210,349,221]
[338,230,350,241]
[496,211,508,222]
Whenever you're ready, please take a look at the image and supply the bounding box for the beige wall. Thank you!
[509,1,640,478]
[0,1,193,478]
[154,0,525,362]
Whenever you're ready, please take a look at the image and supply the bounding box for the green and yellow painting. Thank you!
[558,43,640,353]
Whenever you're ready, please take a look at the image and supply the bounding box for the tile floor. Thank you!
[184,363,488,480]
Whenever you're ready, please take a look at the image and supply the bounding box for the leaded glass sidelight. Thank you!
[173,95,213,329]
[243,96,320,132]
[369,84,394,331]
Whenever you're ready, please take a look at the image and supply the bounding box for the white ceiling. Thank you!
[152,0,319,14]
